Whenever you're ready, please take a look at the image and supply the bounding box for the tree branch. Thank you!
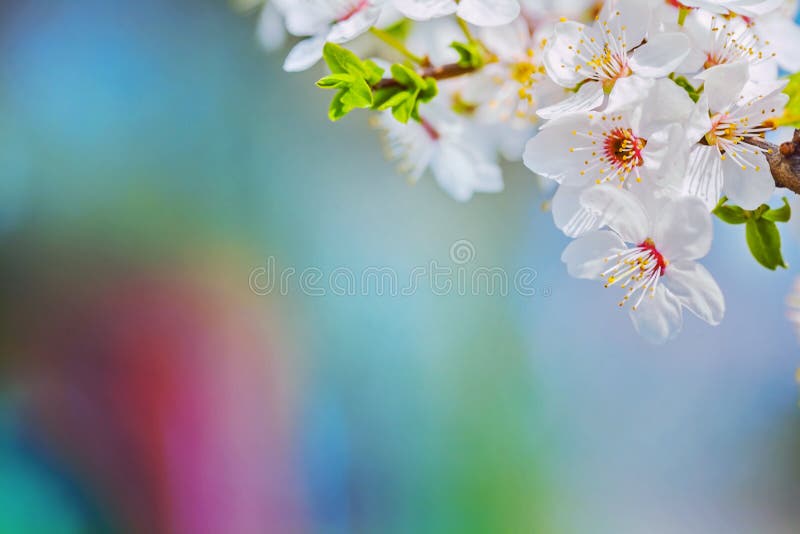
[372,63,479,90]
[746,129,800,195]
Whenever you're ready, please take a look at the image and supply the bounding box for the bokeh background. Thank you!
[1,0,799,532]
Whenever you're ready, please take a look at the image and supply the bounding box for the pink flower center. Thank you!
[603,127,646,173]
[639,238,668,276]
[602,238,667,310]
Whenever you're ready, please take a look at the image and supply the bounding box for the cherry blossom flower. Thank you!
[462,17,559,129]
[371,107,503,201]
[677,10,778,82]
[562,186,724,343]
[681,63,789,209]
[523,78,695,236]
[538,0,691,118]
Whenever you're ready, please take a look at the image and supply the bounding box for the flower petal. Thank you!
[652,195,713,261]
[562,230,627,280]
[393,0,457,21]
[629,285,683,344]
[663,260,725,326]
[682,144,724,210]
[328,5,383,43]
[523,114,591,183]
[552,184,602,238]
[695,60,749,113]
[629,32,691,78]
[722,156,775,211]
[457,0,520,26]
[536,82,605,120]
[283,33,327,72]
[580,185,650,244]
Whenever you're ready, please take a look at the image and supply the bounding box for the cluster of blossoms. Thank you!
[247,0,800,343]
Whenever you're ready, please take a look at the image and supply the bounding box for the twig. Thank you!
[745,130,800,195]
[372,63,479,90]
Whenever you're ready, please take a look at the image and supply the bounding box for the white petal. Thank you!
[600,0,649,48]
[457,0,520,26]
[629,32,690,78]
[605,76,654,113]
[478,17,529,60]
[722,156,775,210]
[552,184,602,238]
[682,144,724,210]
[760,16,800,72]
[695,60,749,113]
[663,260,725,326]
[523,114,591,183]
[257,2,287,51]
[432,141,503,201]
[536,82,605,120]
[328,6,383,43]
[652,195,713,261]
[639,78,696,130]
[684,94,712,145]
[283,34,327,72]
[630,285,683,344]
[393,0,457,20]
[543,21,596,88]
[580,185,650,245]
[562,230,627,280]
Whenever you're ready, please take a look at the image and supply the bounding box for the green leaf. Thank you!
[784,71,800,127]
[316,73,353,89]
[450,41,485,69]
[339,76,373,108]
[317,43,386,122]
[328,92,350,122]
[373,88,410,111]
[391,64,426,90]
[713,204,748,225]
[362,59,385,86]
[322,42,363,74]
[391,94,416,124]
[746,218,787,270]
[419,77,438,102]
[762,197,792,223]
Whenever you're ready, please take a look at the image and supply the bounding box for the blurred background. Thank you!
[0,0,799,532]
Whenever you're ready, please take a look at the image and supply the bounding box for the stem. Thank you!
[372,63,481,90]
[745,130,800,195]
[457,17,476,43]
[369,27,427,66]
[677,7,690,26]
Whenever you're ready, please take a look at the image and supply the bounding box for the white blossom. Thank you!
[563,186,724,343]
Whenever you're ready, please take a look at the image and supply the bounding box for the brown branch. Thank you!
[372,63,479,90]
[745,130,800,195]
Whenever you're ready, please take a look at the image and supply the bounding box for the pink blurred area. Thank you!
[4,244,306,533]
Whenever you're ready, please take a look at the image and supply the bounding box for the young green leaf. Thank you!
[450,41,485,69]
[762,197,792,223]
[784,71,800,127]
[317,43,385,122]
[322,42,363,75]
[745,218,787,270]
[712,204,748,225]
